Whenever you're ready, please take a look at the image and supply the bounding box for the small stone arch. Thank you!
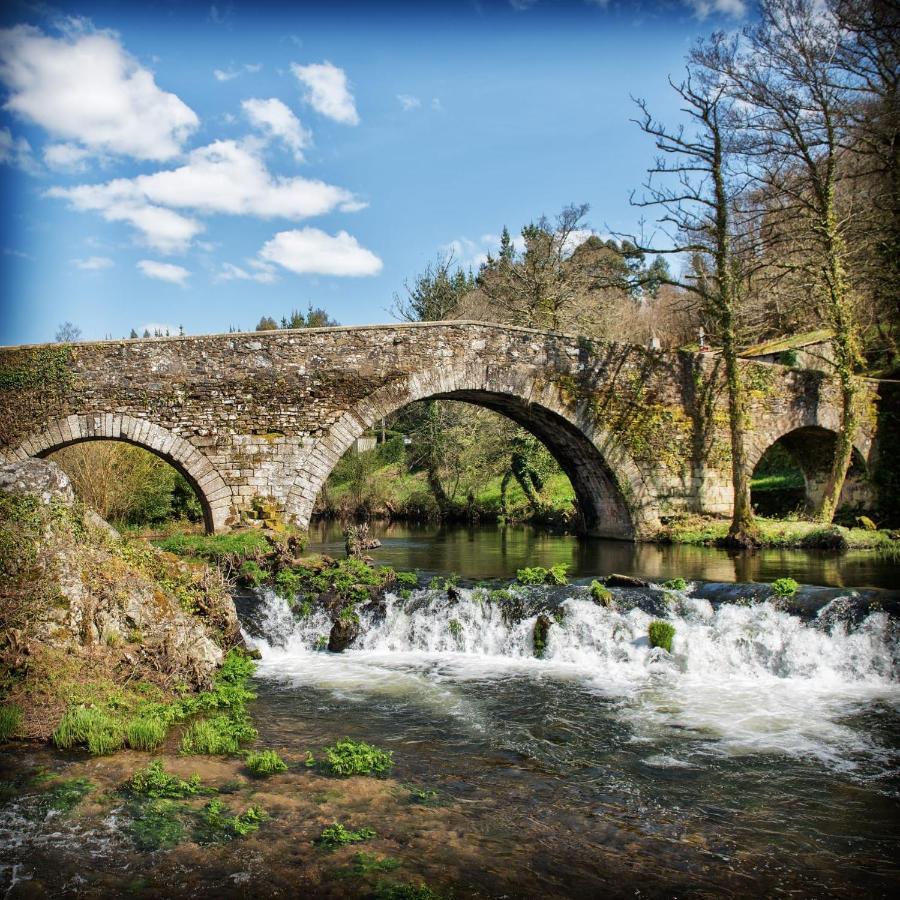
[747,424,872,514]
[286,362,658,539]
[4,414,232,533]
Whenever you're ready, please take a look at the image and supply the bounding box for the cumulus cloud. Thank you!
[259,228,382,277]
[215,260,277,284]
[684,0,746,18]
[72,256,114,269]
[137,259,190,285]
[47,139,361,252]
[0,23,198,161]
[397,94,421,111]
[43,142,92,171]
[214,62,261,82]
[242,98,311,161]
[291,61,359,125]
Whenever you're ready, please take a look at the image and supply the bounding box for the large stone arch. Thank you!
[285,361,659,539]
[3,414,232,533]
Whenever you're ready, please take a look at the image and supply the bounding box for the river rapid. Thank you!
[2,527,899,898]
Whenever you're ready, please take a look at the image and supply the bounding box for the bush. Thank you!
[322,738,394,776]
[0,704,22,741]
[648,620,676,653]
[245,749,288,775]
[771,577,799,597]
[316,822,377,849]
[589,581,613,606]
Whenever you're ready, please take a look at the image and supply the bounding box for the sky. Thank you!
[0,0,750,346]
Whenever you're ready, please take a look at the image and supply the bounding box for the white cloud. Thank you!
[0,125,37,172]
[397,94,421,111]
[47,139,360,252]
[259,228,382,277]
[431,97,443,111]
[291,61,359,125]
[72,255,113,269]
[215,260,277,284]
[684,0,746,18]
[43,141,92,171]
[214,63,261,82]
[0,23,198,161]
[137,259,190,285]
[242,98,311,161]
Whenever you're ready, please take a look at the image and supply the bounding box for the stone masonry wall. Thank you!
[0,322,879,538]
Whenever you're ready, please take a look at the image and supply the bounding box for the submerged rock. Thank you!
[600,573,649,588]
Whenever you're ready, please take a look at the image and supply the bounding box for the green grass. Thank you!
[245,749,288,775]
[351,851,402,874]
[372,882,442,900]
[34,777,93,815]
[195,798,267,843]
[648,620,676,653]
[125,715,168,751]
[181,711,258,755]
[127,798,186,850]
[0,704,22,741]
[657,515,899,550]
[662,577,687,591]
[125,761,207,799]
[316,822,377,849]
[589,581,614,606]
[321,738,394,777]
[516,564,568,585]
[155,530,272,563]
[53,706,125,755]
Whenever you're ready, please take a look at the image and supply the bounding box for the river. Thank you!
[2,524,898,897]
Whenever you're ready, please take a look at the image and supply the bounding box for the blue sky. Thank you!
[0,0,749,345]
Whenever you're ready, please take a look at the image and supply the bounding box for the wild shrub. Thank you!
[648,620,676,653]
[771,577,799,597]
[316,821,377,849]
[245,749,288,775]
[322,738,393,776]
[0,704,22,741]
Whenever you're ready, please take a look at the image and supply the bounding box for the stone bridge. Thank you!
[0,322,881,538]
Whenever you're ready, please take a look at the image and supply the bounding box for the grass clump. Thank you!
[589,581,614,607]
[196,798,267,843]
[516,564,568,585]
[322,738,394,777]
[662,577,687,591]
[373,882,442,900]
[181,710,258,755]
[316,822,377,849]
[771,577,799,597]
[648,620,676,653]
[0,704,22,741]
[245,749,288,775]
[125,715,167,751]
[53,706,125,755]
[125,760,205,799]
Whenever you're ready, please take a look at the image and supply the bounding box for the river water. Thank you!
[2,524,898,897]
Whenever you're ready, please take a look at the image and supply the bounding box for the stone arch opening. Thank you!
[750,426,869,517]
[9,415,231,533]
[289,372,653,540]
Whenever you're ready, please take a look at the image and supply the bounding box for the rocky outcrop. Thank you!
[0,459,241,738]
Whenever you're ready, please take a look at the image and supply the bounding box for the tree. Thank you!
[705,0,865,523]
[255,316,278,331]
[129,328,138,339]
[631,46,759,545]
[54,322,81,342]
[392,253,474,322]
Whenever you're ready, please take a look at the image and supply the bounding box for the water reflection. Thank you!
[307,520,897,589]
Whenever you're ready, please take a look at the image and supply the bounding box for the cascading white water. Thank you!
[245,584,899,773]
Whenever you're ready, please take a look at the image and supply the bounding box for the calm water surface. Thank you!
[308,519,899,589]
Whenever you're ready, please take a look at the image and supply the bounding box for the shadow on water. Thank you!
[307,519,898,589]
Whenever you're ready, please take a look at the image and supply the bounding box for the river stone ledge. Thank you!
[0,458,241,740]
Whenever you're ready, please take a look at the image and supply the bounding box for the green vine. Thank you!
[0,347,73,392]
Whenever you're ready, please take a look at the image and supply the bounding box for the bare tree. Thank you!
[54,322,81,342]
[630,46,760,545]
[705,0,864,523]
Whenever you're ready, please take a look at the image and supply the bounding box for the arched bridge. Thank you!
[0,322,881,538]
